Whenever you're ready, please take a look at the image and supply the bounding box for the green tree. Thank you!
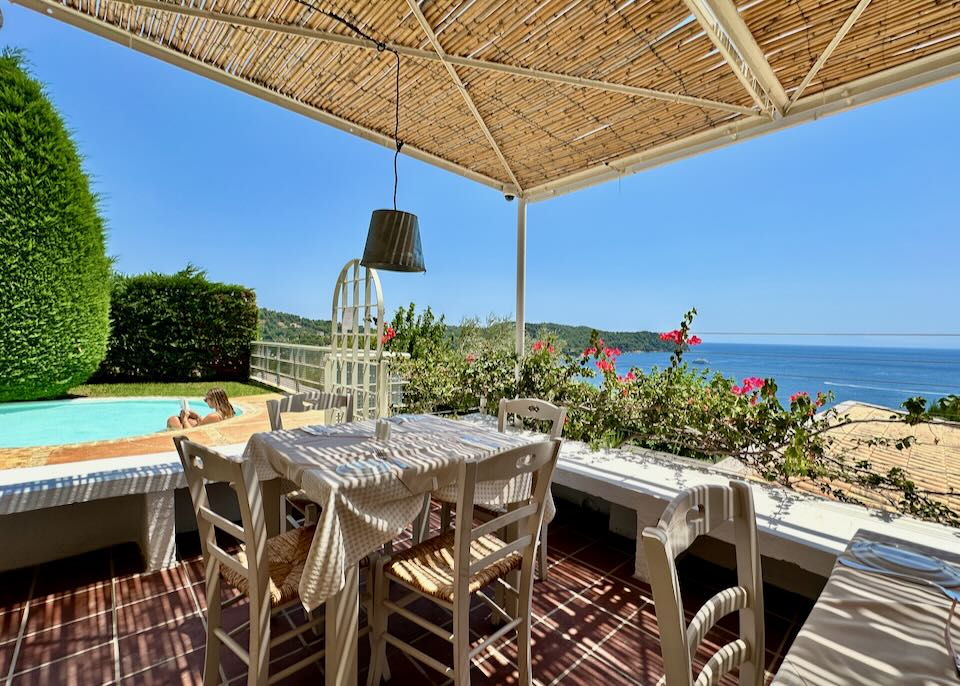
[0,52,111,401]
[386,303,447,359]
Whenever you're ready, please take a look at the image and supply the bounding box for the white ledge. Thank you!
[459,415,960,577]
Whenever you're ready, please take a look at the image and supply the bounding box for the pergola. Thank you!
[16,0,960,352]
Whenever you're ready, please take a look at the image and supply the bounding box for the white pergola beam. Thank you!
[704,0,790,113]
[11,0,508,192]
[71,0,758,116]
[404,0,522,192]
[525,43,960,201]
[789,0,873,108]
[684,0,789,116]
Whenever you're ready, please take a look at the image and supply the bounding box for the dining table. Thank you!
[772,528,960,686]
[242,413,550,686]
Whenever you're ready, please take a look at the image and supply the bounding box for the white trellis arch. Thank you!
[328,259,386,419]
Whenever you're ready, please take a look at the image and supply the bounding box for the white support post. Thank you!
[140,490,177,572]
[515,198,527,359]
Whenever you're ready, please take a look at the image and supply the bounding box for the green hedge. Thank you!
[0,52,111,402]
[95,267,258,381]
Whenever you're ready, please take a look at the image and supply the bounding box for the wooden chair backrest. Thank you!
[641,481,765,686]
[497,398,566,440]
[452,440,561,584]
[174,437,271,612]
[266,390,354,430]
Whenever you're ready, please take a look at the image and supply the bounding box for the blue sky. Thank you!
[4,4,959,348]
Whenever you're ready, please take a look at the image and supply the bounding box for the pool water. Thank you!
[0,398,242,448]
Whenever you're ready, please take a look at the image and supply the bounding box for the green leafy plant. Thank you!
[95,265,257,382]
[927,395,960,422]
[0,51,111,401]
[389,305,958,526]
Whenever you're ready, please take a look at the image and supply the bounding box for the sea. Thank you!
[602,343,960,411]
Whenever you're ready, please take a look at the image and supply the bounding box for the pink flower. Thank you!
[597,338,604,347]
[741,377,764,392]
[731,385,744,396]
[603,346,621,359]
[750,397,758,406]
[548,345,555,353]
[380,326,396,345]
[687,335,702,346]
[596,360,614,373]
[789,391,809,404]
[465,353,476,363]
[532,340,543,352]
[583,347,597,357]
[625,371,636,382]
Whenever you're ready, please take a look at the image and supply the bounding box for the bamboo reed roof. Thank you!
[16,0,960,200]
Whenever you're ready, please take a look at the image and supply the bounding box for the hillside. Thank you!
[525,322,672,353]
[258,308,330,345]
[258,308,670,353]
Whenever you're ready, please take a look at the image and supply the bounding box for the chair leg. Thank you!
[516,564,536,686]
[279,493,290,533]
[536,523,549,582]
[366,560,389,686]
[248,597,271,686]
[202,574,223,686]
[452,591,472,686]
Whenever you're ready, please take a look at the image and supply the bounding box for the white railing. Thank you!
[249,341,407,418]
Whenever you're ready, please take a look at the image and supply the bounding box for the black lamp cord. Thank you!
[292,1,402,210]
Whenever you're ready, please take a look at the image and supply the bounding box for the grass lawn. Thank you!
[69,381,274,398]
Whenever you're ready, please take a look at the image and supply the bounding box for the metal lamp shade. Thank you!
[361,209,425,273]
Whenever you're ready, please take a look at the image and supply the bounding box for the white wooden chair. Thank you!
[641,481,765,686]
[174,436,356,686]
[440,398,566,581]
[367,439,562,686]
[266,390,354,531]
[265,390,354,431]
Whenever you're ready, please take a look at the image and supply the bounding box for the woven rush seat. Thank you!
[221,525,316,607]
[386,530,522,602]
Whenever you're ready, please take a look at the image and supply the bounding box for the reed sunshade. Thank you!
[15,0,960,199]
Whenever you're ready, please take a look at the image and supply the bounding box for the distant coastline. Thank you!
[258,308,675,354]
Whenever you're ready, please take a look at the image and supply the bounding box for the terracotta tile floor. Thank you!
[0,504,814,685]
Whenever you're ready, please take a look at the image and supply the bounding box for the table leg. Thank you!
[411,494,431,544]
[325,562,359,686]
[261,478,281,537]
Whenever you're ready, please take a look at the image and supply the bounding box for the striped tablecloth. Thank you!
[772,529,960,686]
[243,414,547,611]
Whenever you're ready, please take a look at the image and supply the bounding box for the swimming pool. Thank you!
[0,398,243,448]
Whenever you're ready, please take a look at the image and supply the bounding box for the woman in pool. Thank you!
[167,388,236,429]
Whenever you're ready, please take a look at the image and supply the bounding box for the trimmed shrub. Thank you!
[0,52,111,401]
[95,266,258,381]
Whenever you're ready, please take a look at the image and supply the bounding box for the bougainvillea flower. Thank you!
[465,353,476,363]
[625,371,636,382]
[596,360,614,373]
[548,345,555,353]
[741,377,764,391]
[687,335,702,346]
[789,391,809,404]
[532,340,543,352]
[583,347,597,357]
[731,385,744,396]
